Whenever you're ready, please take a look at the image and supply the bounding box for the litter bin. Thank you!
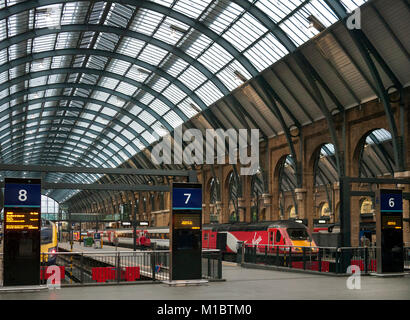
[84,237,94,247]
[93,233,102,249]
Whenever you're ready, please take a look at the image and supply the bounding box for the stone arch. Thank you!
[353,128,394,178]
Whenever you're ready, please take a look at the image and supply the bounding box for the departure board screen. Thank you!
[173,213,201,230]
[4,207,40,231]
[381,215,402,229]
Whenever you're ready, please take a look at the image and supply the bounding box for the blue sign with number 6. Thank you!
[380,191,402,212]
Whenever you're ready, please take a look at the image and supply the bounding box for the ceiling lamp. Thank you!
[307,15,326,33]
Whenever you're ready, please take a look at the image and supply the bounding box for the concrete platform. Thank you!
[0,263,409,300]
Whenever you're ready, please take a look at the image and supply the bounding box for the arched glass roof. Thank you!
[0,0,380,202]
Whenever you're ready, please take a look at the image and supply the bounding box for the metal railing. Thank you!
[0,249,222,287]
[240,243,409,274]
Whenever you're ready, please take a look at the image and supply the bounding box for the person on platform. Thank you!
[139,233,146,250]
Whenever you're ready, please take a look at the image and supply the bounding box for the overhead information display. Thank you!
[3,178,41,286]
[5,208,40,230]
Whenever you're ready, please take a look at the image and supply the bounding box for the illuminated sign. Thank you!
[172,186,202,210]
[4,181,41,207]
[5,208,41,230]
[173,213,201,230]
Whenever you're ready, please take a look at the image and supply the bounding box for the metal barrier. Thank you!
[0,249,222,287]
[241,243,409,274]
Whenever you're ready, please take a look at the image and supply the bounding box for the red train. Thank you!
[96,220,318,255]
[202,220,318,254]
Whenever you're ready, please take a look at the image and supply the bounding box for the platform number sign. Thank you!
[172,185,202,210]
[380,191,403,212]
[4,181,41,207]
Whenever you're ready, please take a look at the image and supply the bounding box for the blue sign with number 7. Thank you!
[172,186,202,210]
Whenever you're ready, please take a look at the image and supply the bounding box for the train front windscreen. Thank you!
[287,228,312,241]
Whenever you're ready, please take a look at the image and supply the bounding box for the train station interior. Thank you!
[0,0,409,305]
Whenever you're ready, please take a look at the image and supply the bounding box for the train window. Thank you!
[275,231,281,243]
[269,232,273,243]
[287,228,311,241]
[204,233,208,241]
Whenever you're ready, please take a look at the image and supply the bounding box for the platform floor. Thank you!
[0,261,409,300]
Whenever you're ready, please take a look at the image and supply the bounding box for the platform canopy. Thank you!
[0,0,408,204]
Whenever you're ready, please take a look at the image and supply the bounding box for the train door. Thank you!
[216,232,227,252]
[203,229,210,249]
[268,228,275,252]
[274,229,284,253]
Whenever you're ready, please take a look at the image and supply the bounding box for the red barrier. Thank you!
[124,267,140,281]
[291,261,330,272]
[92,267,140,282]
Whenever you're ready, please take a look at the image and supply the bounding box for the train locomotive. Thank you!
[98,220,318,255]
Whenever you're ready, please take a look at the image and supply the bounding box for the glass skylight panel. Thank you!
[340,0,367,12]
[104,3,133,28]
[149,99,170,116]
[94,32,119,52]
[197,42,233,74]
[178,65,207,90]
[139,92,155,105]
[142,131,157,144]
[254,0,291,23]
[60,2,85,25]
[138,44,169,66]
[122,128,135,141]
[139,110,156,125]
[99,77,119,90]
[101,106,117,117]
[55,32,78,50]
[116,81,137,96]
[117,37,145,58]
[0,71,8,84]
[80,73,98,85]
[207,1,244,35]
[153,19,188,45]
[151,121,169,137]
[162,84,185,105]
[0,19,7,42]
[32,34,57,53]
[177,98,199,118]
[130,9,163,36]
[164,56,189,77]
[173,0,211,19]
[124,143,138,156]
[183,33,213,59]
[150,77,170,92]
[244,33,287,71]
[163,110,183,128]
[217,67,242,91]
[195,80,224,106]
[86,55,109,70]
[223,12,268,52]
[128,120,145,133]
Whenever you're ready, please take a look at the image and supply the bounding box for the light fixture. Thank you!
[307,15,326,33]
[169,24,187,38]
[234,70,247,83]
